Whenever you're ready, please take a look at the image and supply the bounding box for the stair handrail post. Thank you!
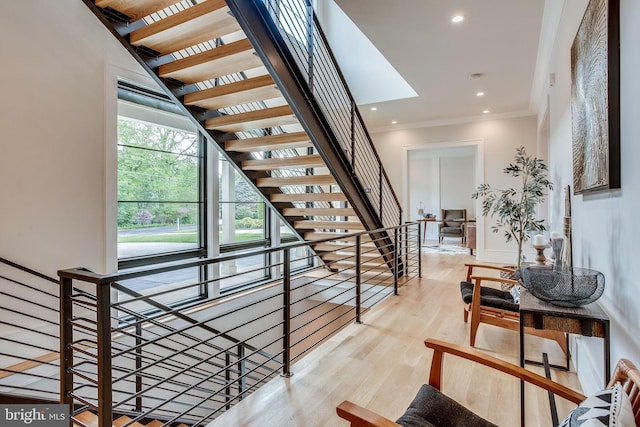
[355,235,362,324]
[350,101,356,168]
[237,344,247,400]
[417,222,422,278]
[97,282,113,427]
[60,277,74,406]
[393,228,399,295]
[225,352,232,410]
[135,321,143,413]
[281,248,293,377]
[305,0,314,90]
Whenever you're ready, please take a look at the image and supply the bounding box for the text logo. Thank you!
[1,405,69,426]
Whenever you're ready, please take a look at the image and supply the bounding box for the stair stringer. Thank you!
[224,0,399,269]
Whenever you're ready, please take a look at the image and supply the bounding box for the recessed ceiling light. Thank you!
[476,92,485,97]
[482,110,490,114]
[391,120,398,124]
[452,15,465,23]
[371,107,377,111]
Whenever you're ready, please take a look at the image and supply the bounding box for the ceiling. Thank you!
[328,0,547,130]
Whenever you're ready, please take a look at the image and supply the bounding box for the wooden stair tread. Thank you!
[205,105,297,132]
[294,220,364,230]
[257,174,336,187]
[113,416,145,427]
[130,0,240,55]
[73,411,98,427]
[321,251,384,260]
[159,39,262,84]
[225,131,311,152]
[304,232,372,242]
[271,192,347,203]
[242,154,325,171]
[185,74,281,110]
[144,421,164,427]
[95,0,178,22]
[282,207,355,217]
[312,242,375,252]
[328,260,391,272]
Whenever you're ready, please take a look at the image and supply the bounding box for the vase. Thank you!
[550,237,564,271]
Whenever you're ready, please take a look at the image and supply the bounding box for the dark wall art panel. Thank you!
[571,0,620,194]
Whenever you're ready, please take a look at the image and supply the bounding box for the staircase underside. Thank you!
[89,0,395,271]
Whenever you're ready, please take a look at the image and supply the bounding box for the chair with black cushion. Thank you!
[460,263,566,352]
[337,338,640,427]
[438,209,466,243]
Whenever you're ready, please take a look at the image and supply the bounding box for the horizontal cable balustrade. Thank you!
[0,258,60,402]
[59,222,420,426]
[255,0,402,228]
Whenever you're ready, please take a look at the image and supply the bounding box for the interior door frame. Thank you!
[401,139,484,254]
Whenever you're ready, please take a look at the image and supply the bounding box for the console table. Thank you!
[518,288,610,426]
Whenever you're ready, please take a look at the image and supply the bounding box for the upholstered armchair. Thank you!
[337,338,640,427]
[438,209,466,243]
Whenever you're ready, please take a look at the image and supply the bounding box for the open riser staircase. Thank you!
[84,0,402,274]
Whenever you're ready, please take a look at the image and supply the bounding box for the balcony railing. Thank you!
[0,258,60,402]
[59,222,420,426]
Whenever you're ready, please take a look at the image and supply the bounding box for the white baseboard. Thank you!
[572,336,606,395]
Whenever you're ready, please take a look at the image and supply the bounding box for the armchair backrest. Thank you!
[441,209,466,227]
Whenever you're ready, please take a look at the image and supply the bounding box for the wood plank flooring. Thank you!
[208,250,582,427]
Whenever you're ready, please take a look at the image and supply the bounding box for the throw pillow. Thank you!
[509,285,521,304]
[557,382,635,427]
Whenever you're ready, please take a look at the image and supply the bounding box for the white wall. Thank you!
[0,1,147,276]
[440,155,475,214]
[372,115,541,264]
[538,0,640,393]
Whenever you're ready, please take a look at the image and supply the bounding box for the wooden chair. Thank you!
[337,338,640,427]
[461,263,566,353]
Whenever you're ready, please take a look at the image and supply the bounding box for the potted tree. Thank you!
[472,146,553,269]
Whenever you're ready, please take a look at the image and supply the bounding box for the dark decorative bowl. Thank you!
[516,266,605,307]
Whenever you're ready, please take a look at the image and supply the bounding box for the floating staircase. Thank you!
[85,0,401,270]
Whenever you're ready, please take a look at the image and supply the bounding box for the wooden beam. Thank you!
[271,192,347,203]
[205,105,297,132]
[225,131,311,153]
[130,1,240,54]
[95,0,178,21]
[159,39,262,84]
[185,74,281,110]
[282,207,355,217]
[242,154,324,171]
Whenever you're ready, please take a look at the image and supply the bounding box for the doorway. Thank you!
[402,141,483,250]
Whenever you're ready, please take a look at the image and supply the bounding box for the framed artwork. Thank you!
[571,0,620,194]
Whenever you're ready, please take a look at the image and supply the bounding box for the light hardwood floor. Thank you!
[208,251,582,427]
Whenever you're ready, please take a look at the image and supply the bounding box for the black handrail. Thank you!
[0,257,58,284]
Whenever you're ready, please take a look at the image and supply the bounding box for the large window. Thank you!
[218,156,269,291]
[116,87,205,306]
[117,99,203,262]
[115,82,307,300]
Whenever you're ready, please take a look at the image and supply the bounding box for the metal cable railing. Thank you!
[0,258,60,401]
[59,222,420,426]
[256,0,402,228]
